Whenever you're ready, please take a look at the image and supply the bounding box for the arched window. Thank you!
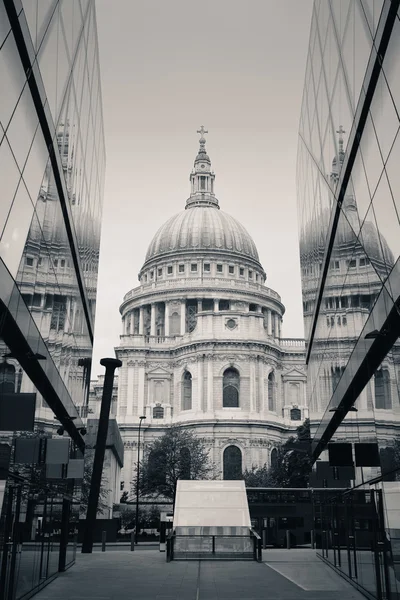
[0,362,15,393]
[153,405,164,419]
[182,371,192,410]
[290,407,301,421]
[223,445,242,480]
[375,369,392,409]
[223,368,240,407]
[170,312,180,336]
[270,448,278,468]
[180,447,191,479]
[268,372,275,411]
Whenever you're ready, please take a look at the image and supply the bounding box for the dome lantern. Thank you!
[186,126,218,209]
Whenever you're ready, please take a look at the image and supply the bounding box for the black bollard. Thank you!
[82,358,122,553]
[101,530,106,552]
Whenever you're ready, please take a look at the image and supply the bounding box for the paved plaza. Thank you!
[32,548,366,600]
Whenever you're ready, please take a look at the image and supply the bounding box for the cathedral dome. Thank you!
[145,205,260,263]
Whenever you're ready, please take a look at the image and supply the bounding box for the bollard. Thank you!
[130,531,135,551]
[311,529,315,549]
[101,530,106,552]
[286,530,291,550]
[262,529,267,550]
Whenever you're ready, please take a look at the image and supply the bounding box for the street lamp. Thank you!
[135,415,146,544]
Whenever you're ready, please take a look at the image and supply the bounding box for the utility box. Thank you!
[159,512,173,552]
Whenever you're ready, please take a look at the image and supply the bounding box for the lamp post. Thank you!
[135,415,146,544]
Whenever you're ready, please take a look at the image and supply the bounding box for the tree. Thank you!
[243,419,312,489]
[78,450,110,516]
[380,438,400,481]
[134,425,216,506]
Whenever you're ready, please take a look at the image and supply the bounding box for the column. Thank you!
[213,298,219,312]
[150,303,156,336]
[258,358,264,413]
[164,302,170,336]
[267,309,272,336]
[138,364,145,417]
[197,357,203,412]
[274,313,280,338]
[197,299,202,312]
[139,307,144,335]
[250,359,256,412]
[180,300,186,334]
[127,364,134,415]
[130,313,135,335]
[207,357,213,412]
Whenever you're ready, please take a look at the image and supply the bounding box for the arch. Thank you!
[375,369,392,409]
[270,448,278,468]
[153,405,164,419]
[180,447,191,479]
[182,371,192,410]
[223,368,240,407]
[223,445,242,480]
[170,311,180,336]
[0,362,15,393]
[268,371,275,411]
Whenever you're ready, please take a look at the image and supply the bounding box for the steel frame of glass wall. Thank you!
[0,1,105,598]
[298,2,400,599]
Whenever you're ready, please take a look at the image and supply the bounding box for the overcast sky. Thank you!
[92,0,314,377]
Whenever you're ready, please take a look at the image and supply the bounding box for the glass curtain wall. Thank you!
[298,2,400,599]
[0,1,105,598]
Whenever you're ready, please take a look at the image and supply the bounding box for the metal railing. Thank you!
[166,528,262,562]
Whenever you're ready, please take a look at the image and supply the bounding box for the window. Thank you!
[239,267,244,276]
[158,268,163,277]
[223,446,242,480]
[229,265,234,275]
[331,366,345,393]
[190,263,197,272]
[359,258,366,266]
[38,257,42,267]
[375,369,392,409]
[202,299,213,311]
[217,264,223,273]
[219,299,230,311]
[342,316,347,326]
[200,176,206,189]
[54,259,58,267]
[223,368,240,407]
[32,293,41,307]
[0,362,16,393]
[249,303,257,312]
[268,372,275,411]
[348,259,357,268]
[256,274,259,281]
[170,312,180,336]
[290,408,301,421]
[182,371,192,410]
[150,271,154,279]
[144,274,147,282]
[337,316,341,325]
[270,448,278,468]
[167,266,173,275]
[60,259,65,268]
[153,405,164,419]
[203,263,210,272]
[249,270,253,278]
[179,264,185,273]
[26,256,34,266]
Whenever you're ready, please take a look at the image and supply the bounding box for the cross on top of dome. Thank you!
[197,125,208,143]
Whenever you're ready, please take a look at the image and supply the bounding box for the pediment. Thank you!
[282,367,306,382]
[147,366,171,379]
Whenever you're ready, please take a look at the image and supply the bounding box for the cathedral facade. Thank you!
[114,129,307,495]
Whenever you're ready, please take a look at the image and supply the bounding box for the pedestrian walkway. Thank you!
[32,548,366,600]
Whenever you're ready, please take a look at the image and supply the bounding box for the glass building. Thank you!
[297,1,400,598]
[0,1,105,597]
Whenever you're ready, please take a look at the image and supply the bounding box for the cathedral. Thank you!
[113,128,308,494]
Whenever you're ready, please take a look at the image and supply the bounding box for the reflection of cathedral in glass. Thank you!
[112,129,308,492]
[300,128,399,417]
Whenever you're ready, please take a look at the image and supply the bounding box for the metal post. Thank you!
[262,529,267,550]
[135,415,146,544]
[286,530,291,550]
[310,529,315,550]
[212,535,215,555]
[130,531,135,551]
[82,358,122,553]
[101,530,106,552]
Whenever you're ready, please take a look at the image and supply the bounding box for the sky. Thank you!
[92,0,314,377]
